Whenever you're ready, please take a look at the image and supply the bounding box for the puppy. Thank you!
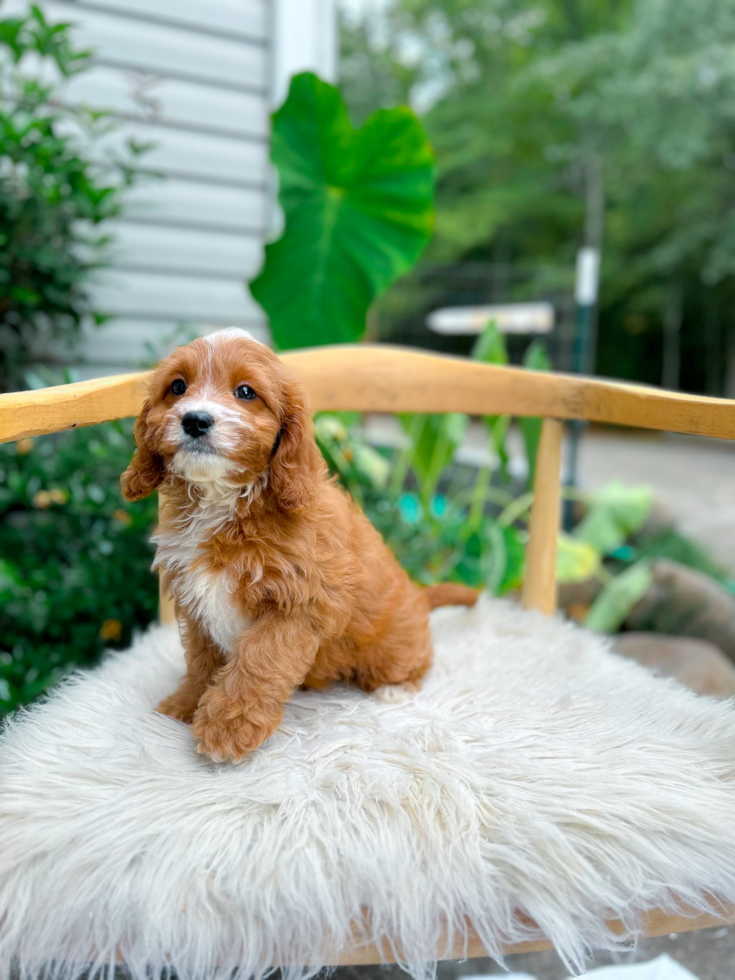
[121,329,478,762]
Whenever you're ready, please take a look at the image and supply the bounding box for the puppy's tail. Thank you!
[423,583,480,611]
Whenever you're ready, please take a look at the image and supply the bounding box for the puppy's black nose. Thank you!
[181,411,214,439]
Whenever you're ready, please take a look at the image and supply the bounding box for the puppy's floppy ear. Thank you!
[269,377,322,513]
[120,401,165,502]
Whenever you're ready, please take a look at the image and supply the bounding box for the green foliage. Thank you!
[633,527,733,590]
[574,483,654,557]
[563,483,734,630]
[337,8,418,128]
[315,410,526,592]
[314,413,390,509]
[395,411,469,508]
[584,562,654,633]
[518,341,552,487]
[340,0,735,393]
[556,533,600,584]
[471,321,511,478]
[565,482,654,629]
[314,323,551,597]
[0,422,158,716]
[359,323,552,593]
[470,321,551,490]
[0,4,148,391]
[250,72,434,350]
[341,0,595,263]
[472,320,508,367]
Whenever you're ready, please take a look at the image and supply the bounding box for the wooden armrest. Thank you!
[0,371,150,443]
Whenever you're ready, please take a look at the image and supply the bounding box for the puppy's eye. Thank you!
[171,379,187,396]
[235,384,256,401]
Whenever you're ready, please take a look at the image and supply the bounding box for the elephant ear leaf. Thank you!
[250,72,434,350]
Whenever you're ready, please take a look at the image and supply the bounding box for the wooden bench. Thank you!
[1,343,735,962]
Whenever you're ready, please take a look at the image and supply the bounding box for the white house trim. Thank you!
[272,0,336,106]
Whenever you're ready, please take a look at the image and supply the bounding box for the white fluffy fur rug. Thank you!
[2,598,735,980]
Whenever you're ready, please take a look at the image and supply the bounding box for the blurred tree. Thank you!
[338,11,418,125]
[339,0,735,394]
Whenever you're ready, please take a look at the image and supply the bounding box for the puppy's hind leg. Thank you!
[357,630,434,705]
[372,680,421,705]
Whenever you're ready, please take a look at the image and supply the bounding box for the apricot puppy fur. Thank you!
[121,329,477,762]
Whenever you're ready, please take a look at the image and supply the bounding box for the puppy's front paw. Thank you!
[372,682,419,705]
[191,708,266,763]
[156,693,197,725]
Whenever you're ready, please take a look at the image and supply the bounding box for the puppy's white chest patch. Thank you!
[152,495,251,655]
[182,567,250,655]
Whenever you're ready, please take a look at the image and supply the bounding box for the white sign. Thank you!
[575,247,601,305]
[426,302,555,336]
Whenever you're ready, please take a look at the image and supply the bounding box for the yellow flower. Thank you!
[33,488,68,508]
[99,619,122,641]
[16,438,33,455]
[113,508,132,525]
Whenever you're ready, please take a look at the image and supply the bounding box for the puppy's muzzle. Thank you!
[181,411,214,439]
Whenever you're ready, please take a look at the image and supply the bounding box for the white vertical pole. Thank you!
[272,0,337,107]
[564,246,601,530]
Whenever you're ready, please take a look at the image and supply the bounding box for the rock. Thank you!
[626,559,735,661]
[558,578,603,622]
[636,500,677,540]
[613,633,735,698]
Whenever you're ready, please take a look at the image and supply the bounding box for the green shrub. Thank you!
[0,421,158,716]
[0,4,150,390]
